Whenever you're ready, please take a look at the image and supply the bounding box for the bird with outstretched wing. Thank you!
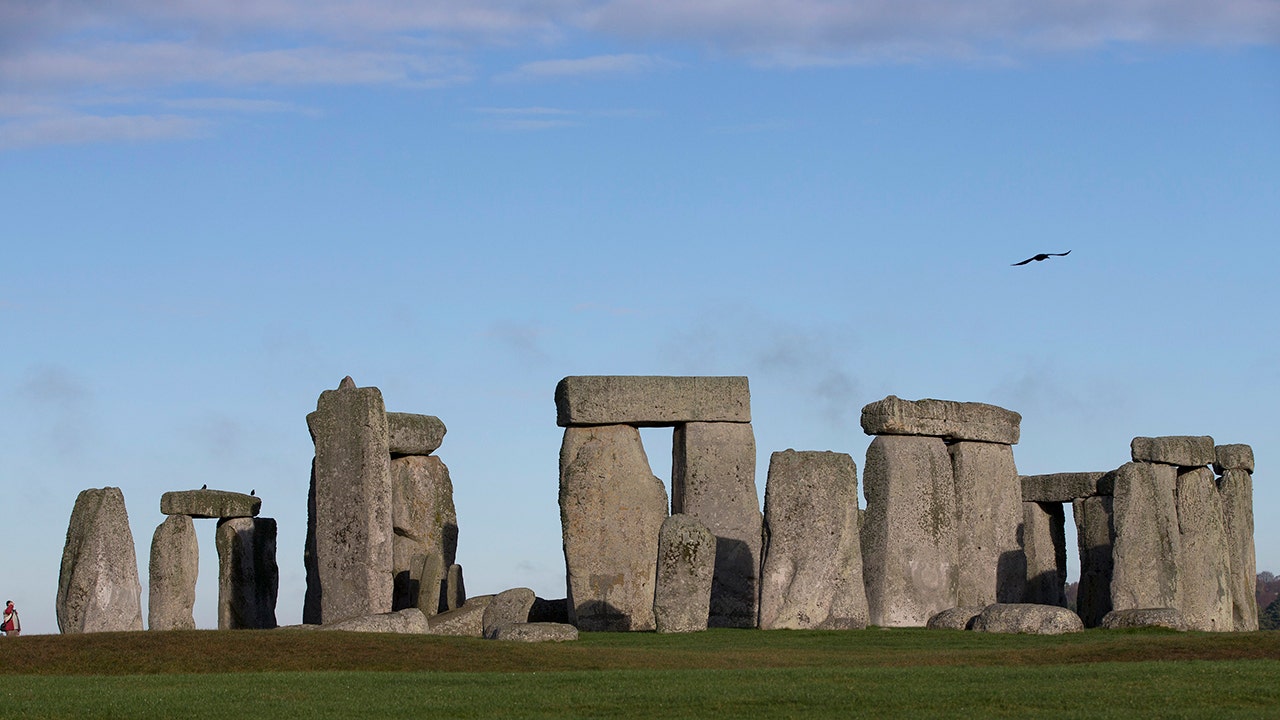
[1012,250,1071,266]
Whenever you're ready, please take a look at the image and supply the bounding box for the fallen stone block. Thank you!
[482,588,537,639]
[926,606,985,630]
[1175,467,1232,632]
[57,487,145,634]
[1100,607,1185,631]
[1219,468,1258,631]
[653,514,716,634]
[1021,501,1066,607]
[1111,462,1181,612]
[555,376,750,427]
[1213,444,1254,474]
[323,608,429,634]
[148,515,198,631]
[951,441,1023,606]
[216,517,278,630]
[1020,472,1114,503]
[428,595,494,637]
[160,489,260,519]
[970,603,1083,634]
[860,395,1021,445]
[1130,436,1214,467]
[488,622,579,642]
[387,412,446,456]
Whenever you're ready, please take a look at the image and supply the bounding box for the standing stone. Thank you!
[950,442,1024,606]
[555,376,751,427]
[306,377,393,624]
[216,517,278,630]
[390,454,458,613]
[559,424,668,631]
[862,435,958,627]
[148,515,198,631]
[759,450,868,630]
[1022,502,1066,606]
[1175,467,1232,631]
[1219,467,1258,631]
[671,421,761,628]
[303,459,320,625]
[1073,495,1114,628]
[57,487,145,634]
[653,514,716,634]
[1111,461,1181,612]
[445,564,466,611]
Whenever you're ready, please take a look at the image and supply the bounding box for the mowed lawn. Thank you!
[1,628,1278,719]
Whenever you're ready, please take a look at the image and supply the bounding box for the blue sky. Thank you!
[2,1,1278,634]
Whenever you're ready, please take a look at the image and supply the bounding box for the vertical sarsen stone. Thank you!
[149,514,198,631]
[57,487,145,634]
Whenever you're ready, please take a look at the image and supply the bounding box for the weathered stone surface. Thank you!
[445,564,466,612]
[560,425,668,631]
[1111,462,1181,612]
[390,454,457,613]
[323,608,429,634]
[671,421,761,628]
[759,450,867,630]
[951,442,1024,606]
[1022,502,1067,606]
[860,395,1021,445]
[1020,472,1113,503]
[926,606,985,630]
[148,515,198,631]
[1130,436,1215,467]
[482,588,537,639]
[1219,468,1258,631]
[428,595,493,637]
[216,517,278,630]
[862,435,958,627]
[160,489,260,519]
[1100,607,1185,630]
[1175,467,1232,632]
[303,458,320,625]
[529,597,569,624]
[653,514,716,633]
[555,376,750,427]
[387,412,447,456]
[1073,496,1114,628]
[971,603,1083,634]
[488,622,579,642]
[1213,444,1254,474]
[306,378,393,624]
[57,487,144,634]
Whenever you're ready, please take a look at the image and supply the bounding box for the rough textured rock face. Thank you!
[1174,467,1233,632]
[428,595,493,637]
[860,396,1021,445]
[323,608,429,634]
[759,450,867,630]
[1100,607,1185,630]
[970,603,1084,634]
[160,489,260,519]
[306,378,393,624]
[1020,472,1113,503]
[1111,462,1181,612]
[862,435,958,627]
[671,421,761,628]
[560,425,668,631]
[1213,444,1254,474]
[926,606,985,630]
[390,455,457,614]
[216,517,279,630]
[950,442,1024,606]
[1022,501,1067,606]
[555,376,751,427]
[1218,468,1258,631]
[653,514,716,634]
[445,564,466,612]
[488,622,579,642]
[482,588,537,639]
[1073,496,1114,628]
[148,515,199,631]
[1130,436,1215,467]
[386,412,447,456]
[57,487,145,634]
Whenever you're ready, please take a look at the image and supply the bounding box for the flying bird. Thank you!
[1012,250,1071,266]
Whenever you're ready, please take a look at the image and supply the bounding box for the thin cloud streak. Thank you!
[497,53,678,81]
[0,112,207,150]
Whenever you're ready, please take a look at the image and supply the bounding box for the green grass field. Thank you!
[2,628,1278,719]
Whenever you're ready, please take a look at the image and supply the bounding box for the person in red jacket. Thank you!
[2,601,19,637]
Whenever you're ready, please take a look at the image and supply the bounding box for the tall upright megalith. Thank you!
[950,441,1023,605]
[216,517,279,630]
[1216,444,1258,631]
[57,487,145,634]
[149,514,198,631]
[653,514,716,634]
[390,453,457,614]
[1073,494,1114,628]
[1111,460,1181,611]
[306,376,393,624]
[1022,501,1067,606]
[1175,466,1232,631]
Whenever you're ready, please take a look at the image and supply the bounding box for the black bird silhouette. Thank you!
[250,489,256,496]
[1012,250,1071,266]
[201,484,207,490]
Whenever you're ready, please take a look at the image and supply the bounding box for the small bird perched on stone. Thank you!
[1012,250,1071,266]
[201,484,207,490]
[250,489,255,496]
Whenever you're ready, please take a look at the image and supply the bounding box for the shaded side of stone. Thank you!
[1021,502,1067,607]
[445,564,466,612]
[57,487,145,634]
[482,588,537,639]
[1213,444,1254,474]
[428,595,493,637]
[1073,495,1114,628]
[1175,467,1232,632]
[323,608,429,634]
[1219,468,1258,631]
[926,606,985,630]
[951,442,1023,606]
[1020,472,1113,503]
[387,412,447,456]
[862,435,958,627]
[671,421,761,628]
[555,376,751,427]
[1130,436,1215,467]
[488,622,579,642]
[970,603,1083,634]
[148,515,198,631]
[160,489,261,519]
[390,454,457,613]
[653,514,716,633]
[529,597,569,624]
[759,450,867,630]
[216,517,279,630]
[559,425,668,631]
[303,459,320,625]
[1111,462,1181,612]
[1100,607,1185,630]
[860,395,1021,445]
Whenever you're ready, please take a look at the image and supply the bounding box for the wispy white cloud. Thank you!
[160,97,319,115]
[474,105,581,130]
[0,112,207,150]
[497,53,678,81]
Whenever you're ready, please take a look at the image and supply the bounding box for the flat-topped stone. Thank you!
[1213,444,1254,474]
[387,412,446,456]
[970,603,1083,634]
[322,608,429,634]
[1130,436,1214,467]
[860,396,1020,444]
[1020,472,1114,502]
[555,376,750,427]
[161,490,260,519]
[488,622,579,642]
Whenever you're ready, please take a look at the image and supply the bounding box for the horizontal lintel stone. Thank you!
[1020,472,1114,502]
[555,376,750,427]
[860,395,1020,444]
[387,412,447,456]
[1130,436,1215,467]
[161,490,261,519]
[1213,444,1254,474]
